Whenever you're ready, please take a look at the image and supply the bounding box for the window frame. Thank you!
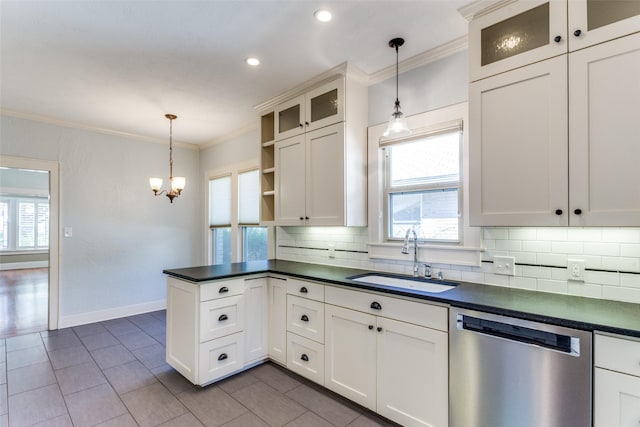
[367,102,483,267]
[382,129,463,244]
[205,161,271,264]
[0,195,50,252]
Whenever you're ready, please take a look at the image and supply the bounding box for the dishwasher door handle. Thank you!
[457,314,581,356]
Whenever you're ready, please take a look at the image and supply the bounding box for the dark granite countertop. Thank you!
[163,259,640,339]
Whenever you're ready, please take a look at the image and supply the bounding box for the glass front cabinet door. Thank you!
[275,76,344,140]
[568,0,640,51]
[470,0,567,81]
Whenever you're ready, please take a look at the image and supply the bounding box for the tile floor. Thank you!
[0,310,398,427]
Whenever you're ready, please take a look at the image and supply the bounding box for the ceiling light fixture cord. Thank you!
[383,37,411,139]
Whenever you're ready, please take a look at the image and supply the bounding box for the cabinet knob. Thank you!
[298,123,304,128]
[305,216,309,220]
[218,353,228,361]
[554,35,562,43]
[370,301,382,310]
[574,208,582,215]
[368,325,374,330]
[299,216,304,220]
[301,314,309,322]
[377,326,383,332]
[555,209,563,216]
[300,353,309,362]
[574,29,582,37]
[218,314,228,322]
[305,121,309,126]
[299,286,308,294]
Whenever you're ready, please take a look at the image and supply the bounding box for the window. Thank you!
[383,124,461,243]
[0,196,50,251]
[207,165,268,264]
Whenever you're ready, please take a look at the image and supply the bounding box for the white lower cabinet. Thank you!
[199,332,245,385]
[268,277,288,365]
[594,333,640,427]
[244,278,268,364]
[324,287,449,427]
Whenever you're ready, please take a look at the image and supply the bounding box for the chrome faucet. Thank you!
[401,228,419,277]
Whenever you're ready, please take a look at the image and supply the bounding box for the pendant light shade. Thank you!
[383,37,411,139]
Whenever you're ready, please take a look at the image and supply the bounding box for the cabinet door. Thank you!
[324,304,377,410]
[244,278,268,364]
[305,123,345,226]
[377,318,449,427]
[275,135,306,225]
[469,0,567,81]
[469,55,568,226]
[275,95,305,140]
[594,368,640,427]
[287,332,325,385]
[305,77,344,132]
[569,33,640,226]
[268,278,287,365]
[569,0,640,52]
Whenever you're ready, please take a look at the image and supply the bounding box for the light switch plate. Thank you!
[568,259,585,281]
[63,227,73,238]
[494,256,516,276]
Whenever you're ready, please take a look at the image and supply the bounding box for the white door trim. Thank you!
[0,155,60,330]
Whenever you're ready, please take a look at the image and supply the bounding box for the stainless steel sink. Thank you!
[347,273,458,293]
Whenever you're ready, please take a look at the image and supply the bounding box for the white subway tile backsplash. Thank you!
[277,226,640,305]
[602,256,640,273]
[537,279,568,295]
[551,241,584,254]
[602,286,640,304]
[583,242,620,257]
[522,240,551,253]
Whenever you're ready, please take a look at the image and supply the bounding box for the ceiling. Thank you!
[0,1,470,147]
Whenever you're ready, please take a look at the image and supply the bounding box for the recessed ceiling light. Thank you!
[245,57,260,66]
[314,9,332,22]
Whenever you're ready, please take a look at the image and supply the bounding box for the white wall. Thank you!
[0,115,202,326]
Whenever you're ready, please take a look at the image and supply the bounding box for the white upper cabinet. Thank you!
[264,66,367,227]
[467,0,640,226]
[569,33,640,226]
[275,77,345,140]
[470,56,569,226]
[468,0,640,81]
[568,0,640,52]
[469,0,567,81]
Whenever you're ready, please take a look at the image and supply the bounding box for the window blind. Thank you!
[209,175,231,227]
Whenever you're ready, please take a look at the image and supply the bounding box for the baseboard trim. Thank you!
[58,299,166,329]
[0,261,49,270]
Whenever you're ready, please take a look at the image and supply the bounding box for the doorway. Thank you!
[0,156,59,337]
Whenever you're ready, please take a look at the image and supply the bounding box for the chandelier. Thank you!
[149,114,185,203]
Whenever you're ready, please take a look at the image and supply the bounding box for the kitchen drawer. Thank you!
[199,332,245,385]
[287,278,324,302]
[200,295,244,342]
[200,279,245,302]
[325,286,448,332]
[595,333,640,377]
[287,295,324,344]
[287,332,324,385]
[594,367,640,427]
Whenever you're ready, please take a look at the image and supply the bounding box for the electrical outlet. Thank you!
[328,244,336,259]
[568,259,585,281]
[494,256,516,276]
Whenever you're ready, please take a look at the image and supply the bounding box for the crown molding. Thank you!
[0,109,200,150]
[254,61,368,113]
[458,0,518,21]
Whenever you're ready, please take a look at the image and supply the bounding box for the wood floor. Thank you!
[0,268,48,339]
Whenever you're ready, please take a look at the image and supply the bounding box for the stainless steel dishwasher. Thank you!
[450,308,592,427]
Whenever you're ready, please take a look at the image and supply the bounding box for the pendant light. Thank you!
[383,37,411,139]
[149,114,185,203]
